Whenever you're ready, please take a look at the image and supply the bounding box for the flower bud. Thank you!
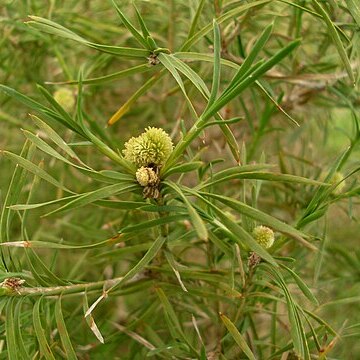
[53,88,75,112]
[331,171,346,195]
[136,166,158,187]
[252,225,275,249]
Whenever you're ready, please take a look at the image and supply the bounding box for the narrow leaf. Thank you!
[2,150,73,193]
[33,297,56,360]
[206,20,221,109]
[83,291,104,343]
[312,0,354,84]
[166,181,208,240]
[108,235,166,293]
[110,0,149,49]
[108,71,165,125]
[5,299,18,360]
[44,183,138,216]
[220,313,256,360]
[55,297,77,360]
[280,264,318,305]
[345,0,360,26]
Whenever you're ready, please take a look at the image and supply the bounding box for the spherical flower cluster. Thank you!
[123,127,173,168]
[252,225,275,249]
[136,167,158,187]
[54,88,75,113]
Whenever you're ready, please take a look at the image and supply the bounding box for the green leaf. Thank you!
[181,0,271,51]
[163,54,209,97]
[0,235,122,251]
[255,80,299,126]
[202,39,301,121]
[0,84,53,115]
[298,147,350,227]
[33,297,56,360]
[0,142,33,271]
[200,171,325,189]
[22,130,78,167]
[280,264,318,305]
[0,84,80,134]
[204,164,274,183]
[175,52,238,69]
[36,85,84,135]
[133,3,155,48]
[26,249,69,285]
[312,0,355,84]
[208,231,233,257]
[155,287,197,355]
[206,21,221,110]
[8,194,77,211]
[201,192,315,250]
[199,117,243,129]
[107,235,166,293]
[163,161,203,177]
[222,23,273,99]
[13,299,30,359]
[21,130,120,185]
[95,242,153,261]
[158,53,198,118]
[220,313,256,360]
[165,181,208,241]
[1,150,73,193]
[110,0,149,49]
[5,299,19,360]
[55,297,77,360]
[44,183,138,216]
[263,264,310,360]
[47,64,152,86]
[182,188,278,266]
[161,53,240,163]
[120,214,188,234]
[27,16,150,58]
[345,0,360,26]
[29,115,83,165]
[303,309,337,336]
[108,71,166,125]
[175,52,298,126]
[186,0,206,40]
[155,287,185,337]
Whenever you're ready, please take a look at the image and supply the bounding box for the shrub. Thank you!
[0,1,359,359]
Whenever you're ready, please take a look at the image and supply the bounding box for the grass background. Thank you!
[1,0,360,359]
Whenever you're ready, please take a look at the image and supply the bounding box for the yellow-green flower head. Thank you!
[123,127,173,167]
[252,226,275,249]
[136,166,158,187]
[331,171,346,195]
[53,88,75,113]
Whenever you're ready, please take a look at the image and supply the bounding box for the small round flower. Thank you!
[136,166,158,187]
[331,171,346,195]
[123,127,173,167]
[53,88,75,112]
[252,226,275,249]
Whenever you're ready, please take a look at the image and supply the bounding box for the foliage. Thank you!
[0,0,360,359]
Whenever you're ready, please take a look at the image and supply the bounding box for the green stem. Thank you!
[154,194,169,265]
[1,276,131,297]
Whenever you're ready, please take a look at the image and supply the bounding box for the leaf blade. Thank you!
[220,313,256,360]
[55,297,77,360]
